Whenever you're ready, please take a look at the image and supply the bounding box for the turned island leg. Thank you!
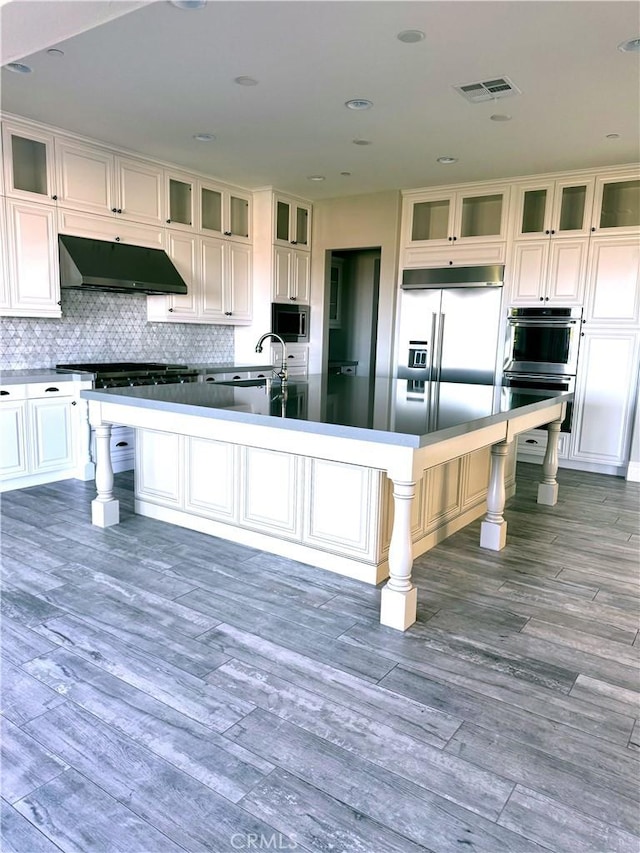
[91,423,120,527]
[380,479,418,631]
[538,418,562,506]
[480,440,510,551]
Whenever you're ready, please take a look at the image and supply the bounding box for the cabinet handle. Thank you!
[45,387,60,393]
[287,354,295,359]
[115,441,129,447]
[232,375,242,380]
[0,390,9,396]
[525,439,539,445]
[205,377,216,382]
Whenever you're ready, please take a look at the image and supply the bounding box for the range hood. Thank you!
[402,264,504,289]
[59,234,188,295]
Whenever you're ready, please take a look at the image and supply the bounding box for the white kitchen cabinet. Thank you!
[0,379,92,491]
[3,198,61,317]
[511,176,595,240]
[56,139,164,225]
[57,209,165,249]
[0,199,10,310]
[147,231,252,324]
[273,245,310,303]
[91,425,135,474]
[509,237,588,306]
[271,342,308,378]
[516,429,569,462]
[136,429,182,506]
[165,170,195,231]
[200,180,251,242]
[240,446,303,539]
[584,236,640,326]
[569,330,639,469]
[591,172,640,235]
[273,194,311,249]
[403,185,510,248]
[2,121,56,202]
[185,437,237,522]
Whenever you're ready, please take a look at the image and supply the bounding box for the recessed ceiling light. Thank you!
[170,0,206,9]
[345,99,373,110]
[5,62,32,74]
[46,48,65,58]
[618,37,640,52]
[353,139,372,146]
[490,114,512,122]
[606,133,621,139]
[193,133,216,142]
[436,156,458,164]
[234,76,259,86]
[397,30,425,43]
[307,175,325,182]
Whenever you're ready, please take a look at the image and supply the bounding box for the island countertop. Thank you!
[81,373,572,448]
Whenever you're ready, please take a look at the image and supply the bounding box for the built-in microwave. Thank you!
[271,302,310,342]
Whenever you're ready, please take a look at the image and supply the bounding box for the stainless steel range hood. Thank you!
[59,234,188,295]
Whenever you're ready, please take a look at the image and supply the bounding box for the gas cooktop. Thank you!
[56,362,200,388]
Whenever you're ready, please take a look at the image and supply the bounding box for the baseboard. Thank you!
[626,460,640,482]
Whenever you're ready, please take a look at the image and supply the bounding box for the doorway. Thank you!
[324,247,381,377]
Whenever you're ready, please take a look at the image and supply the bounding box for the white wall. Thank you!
[309,191,401,375]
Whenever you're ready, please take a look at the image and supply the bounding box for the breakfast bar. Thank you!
[82,375,571,631]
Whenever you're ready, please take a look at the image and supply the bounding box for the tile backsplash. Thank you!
[1,290,234,369]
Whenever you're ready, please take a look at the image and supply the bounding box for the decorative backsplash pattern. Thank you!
[0,290,234,369]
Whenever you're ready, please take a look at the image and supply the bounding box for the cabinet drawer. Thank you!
[26,382,74,399]
[0,384,28,400]
[517,429,568,458]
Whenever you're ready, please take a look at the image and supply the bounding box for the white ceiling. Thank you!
[1,0,638,200]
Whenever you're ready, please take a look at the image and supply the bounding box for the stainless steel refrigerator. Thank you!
[396,265,505,385]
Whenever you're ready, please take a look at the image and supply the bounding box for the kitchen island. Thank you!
[82,375,571,630]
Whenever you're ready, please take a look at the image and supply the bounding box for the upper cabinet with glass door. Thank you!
[2,121,57,203]
[591,172,640,235]
[403,185,509,247]
[165,171,195,231]
[273,194,311,250]
[199,180,251,243]
[512,177,595,240]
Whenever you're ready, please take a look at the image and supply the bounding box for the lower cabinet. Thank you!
[0,380,93,491]
[135,429,514,576]
[569,329,640,469]
[91,425,135,473]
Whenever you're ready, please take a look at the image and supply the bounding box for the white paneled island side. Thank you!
[82,375,571,630]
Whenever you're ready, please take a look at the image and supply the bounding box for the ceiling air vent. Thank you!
[454,77,521,103]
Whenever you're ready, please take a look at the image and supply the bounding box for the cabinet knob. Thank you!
[448,236,453,242]
[71,400,77,406]
[550,229,556,235]
[289,296,296,300]
[539,297,544,301]
[112,208,117,213]
[290,240,297,245]
[452,236,457,241]
[52,194,58,201]
[224,311,232,316]
[166,219,171,224]
[544,296,549,301]
[545,230,550,235]
[224,231,232,236]
[115,237,121,242]
[117,208,122,214]
[448,261,453,266]
[168,308,174,312]
[57,301,62,306]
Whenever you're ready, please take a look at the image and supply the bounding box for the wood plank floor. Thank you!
[1,462,638,853]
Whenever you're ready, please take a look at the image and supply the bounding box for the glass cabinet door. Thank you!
[459,193,503,238]
[596,178,640,231]
[276,199,291,242]
[229,194,249,239]
[410,198,451,241]
[201,186,222,233]
[2,125,55,201]
[516,179,593,239]
[520,187,549,236]
[294,205,308,246]
[167,176,193,227]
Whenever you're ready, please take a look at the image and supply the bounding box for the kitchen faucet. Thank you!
[255,332,288,384]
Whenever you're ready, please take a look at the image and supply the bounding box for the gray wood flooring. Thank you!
[1,463,638,853]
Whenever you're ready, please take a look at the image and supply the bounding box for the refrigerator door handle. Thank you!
[429,312,438,378]
[435,312,446,383]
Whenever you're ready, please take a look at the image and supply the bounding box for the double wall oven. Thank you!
[503,307,583,432]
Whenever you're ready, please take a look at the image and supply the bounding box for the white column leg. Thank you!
[480,440,509,551]
[538,419,561,506]
[75,398,96,481]
[380,479,417,631]
[91,424,119,527]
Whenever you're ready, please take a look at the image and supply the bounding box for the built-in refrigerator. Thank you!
[395,265,505,385]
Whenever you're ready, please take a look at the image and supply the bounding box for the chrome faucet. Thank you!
[255,332,288,384]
